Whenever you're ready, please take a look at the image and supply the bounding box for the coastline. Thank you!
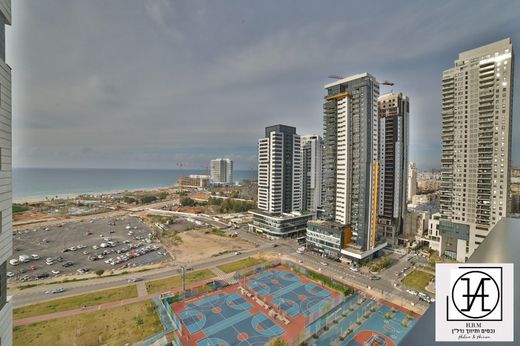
[13,185,176,204]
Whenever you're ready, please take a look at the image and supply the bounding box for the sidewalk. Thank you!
[13,277,215,327]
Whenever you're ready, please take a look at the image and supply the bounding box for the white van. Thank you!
[19,255,31,263]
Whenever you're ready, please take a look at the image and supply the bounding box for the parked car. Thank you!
[19,255,31,263]
[51,269,61,275]
[62,261,74,267]
[9,259,19,266]
[37,273,49,279]
[31,254,40,260]
[6,272,14,277]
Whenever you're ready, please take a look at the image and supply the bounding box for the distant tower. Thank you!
[439,39,514,262]
[407,161,417,202]
[210,158,233,185]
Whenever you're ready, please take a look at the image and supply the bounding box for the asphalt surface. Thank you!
[9,216,169,283]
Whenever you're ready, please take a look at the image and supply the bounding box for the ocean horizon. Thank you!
[13,168,258,201]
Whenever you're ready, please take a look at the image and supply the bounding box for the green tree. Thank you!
[180,197,196,207]
[267,337,289,346]
[95,269,105,277]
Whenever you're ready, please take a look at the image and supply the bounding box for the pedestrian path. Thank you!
[137,281,148,297]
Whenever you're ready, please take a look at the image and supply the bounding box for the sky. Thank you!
[7,0,520,170]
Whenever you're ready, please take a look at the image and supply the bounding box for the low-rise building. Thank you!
[248,209,312,239]
[306,220,345,257]
[176,175,210,189]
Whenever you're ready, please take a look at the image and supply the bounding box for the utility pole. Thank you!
[181,265,186,294]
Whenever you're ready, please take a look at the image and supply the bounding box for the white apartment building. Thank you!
[407,161,417,202]
[301,134,323,213]
[0,1,11,344]
[257,125,301,214]
[440,38,514,262]
[210,158,233,185]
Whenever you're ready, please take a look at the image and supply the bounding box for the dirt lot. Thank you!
[170,229,256,263]
[8,216,171,284]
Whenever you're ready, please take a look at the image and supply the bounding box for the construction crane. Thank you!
[327,75,394,85]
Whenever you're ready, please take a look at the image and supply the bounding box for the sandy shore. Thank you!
[13,185,176,204]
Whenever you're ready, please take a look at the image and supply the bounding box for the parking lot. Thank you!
[9,216,171,282]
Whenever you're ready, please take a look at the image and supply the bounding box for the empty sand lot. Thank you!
[170,229,256,263]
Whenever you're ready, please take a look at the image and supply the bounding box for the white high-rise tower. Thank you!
[440,38,514,262]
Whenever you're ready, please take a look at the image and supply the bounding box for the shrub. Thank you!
[95,269,105,276]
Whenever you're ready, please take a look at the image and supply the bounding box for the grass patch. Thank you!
[14,285,138,319]
[205,228,229,237]
[145,269,215,294]
[306,270,352,296]
[13,204,30,213]
[13,300,161,346]
[217,257,264,273]
[402,269,434,293]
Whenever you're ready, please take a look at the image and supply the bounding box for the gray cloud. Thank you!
[7,0,520,170]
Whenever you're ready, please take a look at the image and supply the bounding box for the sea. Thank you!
[13,168,257,201]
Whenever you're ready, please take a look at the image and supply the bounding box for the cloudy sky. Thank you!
[7,0,520,170]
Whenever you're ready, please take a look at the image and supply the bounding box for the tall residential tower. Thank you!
[439,38,514,262]
[0,0,11,344]
[377,92,409,244]
[249,125,311,238]
[300,134,323,213]
[307,73,387,260]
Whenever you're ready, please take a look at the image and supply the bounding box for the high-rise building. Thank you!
[407,161,417,202]
[210,158,233,185]
[250,125,310,238]
[439,38,514,262]
[308,73,386,260]
[0,1,11,344]
[300,134,323,213]
[377,92,409,244]
[257,125,301,213]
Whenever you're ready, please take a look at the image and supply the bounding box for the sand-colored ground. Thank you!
[171,229,255,263]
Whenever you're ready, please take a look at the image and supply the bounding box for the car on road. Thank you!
[272,244,279,248]
[349,266,359,272]
[234,251,241,255]
[406,289,418,296]
[369,275,381,280]
[51,288,65,294]
[127,277,142,283]
[320,261,328,266]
